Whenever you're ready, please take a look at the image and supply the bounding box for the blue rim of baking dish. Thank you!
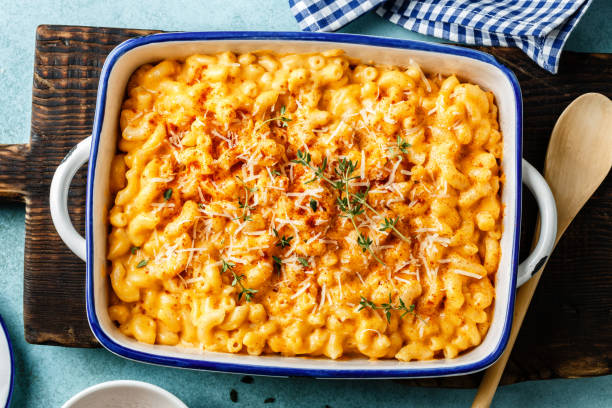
[0,314,14,408]
[86,31,522,378]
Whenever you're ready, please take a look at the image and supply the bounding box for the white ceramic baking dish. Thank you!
[0,314,14,408]
[49,32,557,378]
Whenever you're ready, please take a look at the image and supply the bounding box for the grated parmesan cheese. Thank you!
[149,177,175,183]
[275,218,304,226]
[360,150,366,180]
[319,284,326,309]
[199,208,234,219]
[411,59,431,93]
[384,157,402,188]
[151,202,175,208]
[291,282,311,299]
[305,232,322,245]
[324,120,345,144]
[451,269,483,279]
[355,270,366,285]
[211,129,231,144]
[265,185,285,191]
[244,230,267,236]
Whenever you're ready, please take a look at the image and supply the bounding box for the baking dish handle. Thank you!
[517,159,557,287]
[49,136,91,262]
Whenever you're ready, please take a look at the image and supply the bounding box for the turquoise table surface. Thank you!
[1,1,611,407]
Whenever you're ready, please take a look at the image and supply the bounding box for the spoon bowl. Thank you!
[545,93,612,237]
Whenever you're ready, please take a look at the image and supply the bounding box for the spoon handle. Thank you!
[471,262,547,408]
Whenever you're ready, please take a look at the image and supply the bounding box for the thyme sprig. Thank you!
[292,152,385,265]
[255,105,292,131]
[340,159,385,265]
[396,134,412,154]
[221,260,235,274]
[388,134,412,158]
[273,228,293,249]
[291,150,410,252]
[220,259,257,302]
[358,294,417,323]
[379,217,399,232]
[234,175,256,222]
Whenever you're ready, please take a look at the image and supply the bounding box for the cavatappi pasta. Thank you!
[107,49,503,361]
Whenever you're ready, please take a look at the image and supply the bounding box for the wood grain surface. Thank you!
[0,24,609,387]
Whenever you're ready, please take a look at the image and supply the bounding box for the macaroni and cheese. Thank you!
[107,49,503,361]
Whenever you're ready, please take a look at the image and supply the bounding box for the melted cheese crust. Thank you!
[107,49,503,361]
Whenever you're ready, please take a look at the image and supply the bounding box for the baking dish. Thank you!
[0,314,14,408]
[49,31,556,378]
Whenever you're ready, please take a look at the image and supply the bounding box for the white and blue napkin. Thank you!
[289,0,593,73]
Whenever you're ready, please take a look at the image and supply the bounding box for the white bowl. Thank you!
[61,380,187,408]
[50,32,557,378]
[0,315,14,408]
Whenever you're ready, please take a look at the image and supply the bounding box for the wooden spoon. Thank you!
[472,93,612,408]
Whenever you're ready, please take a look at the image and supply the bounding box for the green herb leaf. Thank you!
[297,257,309,267]
[231,272,244,287]
[279,105,291,127]
[238,200,255,211]
[273,229,293,249]
[358,294,418,323]
[309,199,318,212]
[396,134,411,154]
[221,259,235,274]
[130,246,140,255]
[255,105,292,131]
[239,287,258,302]
[272,256,283,274]
[234,176,256,222]
[357,233,373,253]
[381,294,394,323]
[291,150,311,166]
[291,147,411,257]
[358,296,377,312]
[163,188,173,201]
[235,176,257,193]
[136,259,149,268]
[398,298,417,318]
[380,217,399,232]
[230,270,257,302]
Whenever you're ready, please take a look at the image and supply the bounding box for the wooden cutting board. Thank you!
[0,24,610,387]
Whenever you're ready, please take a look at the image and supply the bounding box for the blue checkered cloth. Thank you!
[289,0,593,73]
